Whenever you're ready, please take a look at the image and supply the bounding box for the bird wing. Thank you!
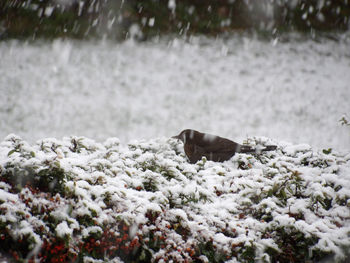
[198,135,239,153]
[193,142,236,162]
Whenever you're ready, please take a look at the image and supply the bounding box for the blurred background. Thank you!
[1,0,350,40]
[1,0,350,150]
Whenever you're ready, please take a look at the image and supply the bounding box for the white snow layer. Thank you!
[0,134,349,262]
[0,35,350,152]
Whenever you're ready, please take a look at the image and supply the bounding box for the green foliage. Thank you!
[198,241,231,263]
[323,148,333,154]
[142,175,159,192]
[269,226,332,263]
[340,115,350,126]
[238,245,256,262]
[2,163,66,195]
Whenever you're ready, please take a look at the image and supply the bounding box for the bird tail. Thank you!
[238,145,277,154]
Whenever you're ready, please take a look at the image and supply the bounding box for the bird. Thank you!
[172,129,277,164]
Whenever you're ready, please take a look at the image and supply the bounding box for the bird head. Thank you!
[172,129,197,143]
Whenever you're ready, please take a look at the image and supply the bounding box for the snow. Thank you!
[1,35,350,153]
[0,189,18,203]
[168,0,176,11]
[283,144,312,156]
[56,221,73,238]
[82,226,103,238]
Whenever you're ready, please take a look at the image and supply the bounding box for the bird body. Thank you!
[173,129,277,163]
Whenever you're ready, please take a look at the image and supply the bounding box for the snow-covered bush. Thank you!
[0,134,349,262]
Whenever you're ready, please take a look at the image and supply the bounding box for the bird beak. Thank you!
[172,135,180,140]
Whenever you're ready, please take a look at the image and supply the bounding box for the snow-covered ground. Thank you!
[0,35,350,151]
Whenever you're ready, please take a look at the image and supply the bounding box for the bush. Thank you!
[0,134,349,262]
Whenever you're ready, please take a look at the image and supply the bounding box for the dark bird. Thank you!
[172,129,277,164]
